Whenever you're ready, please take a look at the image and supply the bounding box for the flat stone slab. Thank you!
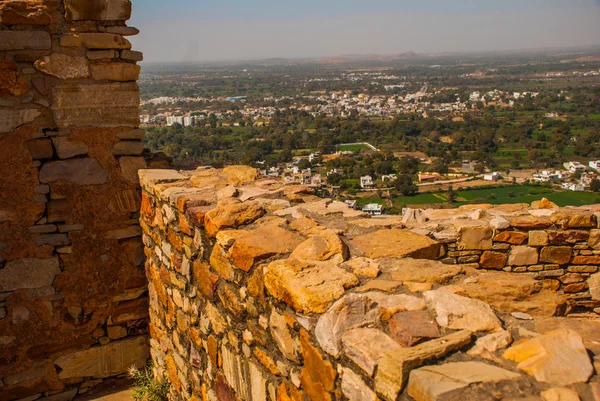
[0,257,60,292]
[0,31,51,50]
[407,361,522,401]
[350,229,443,259]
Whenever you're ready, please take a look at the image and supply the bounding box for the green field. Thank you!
[337,144,372,152]
[352,185,600,211]
[590,114,600,120]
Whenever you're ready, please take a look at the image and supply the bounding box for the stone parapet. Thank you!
[141,167,600,401]
[0,1,149,400]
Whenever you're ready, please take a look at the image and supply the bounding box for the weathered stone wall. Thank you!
[0,2,150,400]
[140,167,600,401]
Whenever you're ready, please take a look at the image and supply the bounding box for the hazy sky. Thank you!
[129,0,600,63]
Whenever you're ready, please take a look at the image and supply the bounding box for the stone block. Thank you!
[479,251,508,269]
[40,158,108,185]
[36,233,70,246]
[107,26,139,36]
[87,50,119,60]
[341,368,377,401]
[509,246,539,266]
[540,246,573,265]
[111,297,148,324]
[0,60,28,97]
[351,229,444,259]
[0,109,42,134]
[52,137,89,159]
[64,0,132,21]
[119,156,147,184]
[494,231,528,245]
[60,33,132,49]
[51,83,140,128]
[91,62,141,81]
[529,230,549,246]
[120,50,144,61]
[457,226,493,250]
[0,31,51,50]
[54,336,148,379]
[112,141,144,156]
[0,257,60,292]
[389,310,441,347]
[342,328,402,375]
[34,54,90,79]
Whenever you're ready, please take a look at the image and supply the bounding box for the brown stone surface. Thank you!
[300,329,337,401]
[204,201,264,236]
[0,257,60,292]
[508,246,539,266]
[60,33,132,49]
[0,109,42,134]
[119,156,147,184]
[0,60,28,97]
[457,226,493,250]
[91,62,141,81]
[539,246,572,265]
[54,336,148,379]
[351,229,443,259]
[424,290,502,332]
[374,330,473,401]
[503,329,593,386]
[64,0,132,21]
[40,158,108,185]
[342,328,401,375]
[24,139,53,159]
[34,54,90,79]
[193,260,218,299]
[480,251,508,269]
[389,310,441,347]
[52,137,89,159]
[0,31,52,50]
[494,231,528,245]
[230,225,303,271]
[265,257,359,314]
[388,259,464,284]
[52,83,140,129]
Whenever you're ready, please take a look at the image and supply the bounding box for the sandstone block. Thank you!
[572,256,600,265]
[116,128,145,140]
[87,50,119,60]
[549,230,589,244]
[351,229,443,259]
[230,225,304,271]
[40,158,108,185]
[204,201,264,236]
[299,329,337,401]
[541,388,581,401]
[222,165,259,185]
[265,257,359,314]
[290,230,346,262]
[0,31,51,50]
[540,246,572,265]
[388,259,463,284]
[64,0,132,21]
[91,62,141,81]
[509,246,539,266]
[342,328,402,376]
[112,140,144,156]
[270,310,299,362]
[389,310,441,347]
[503,329,593,386]
[108,26,140,36]
[424,290,502,332]
[457,226,493,250]
[0,109,42,134]
[52,83,140,128]
[589,273,600,301]
[511,216,553,229]
[530,230,549,246]
[36,233,70,246]
[588,230,600,250]
[0,257,60,292]
[52,137,89,159]
[120,50,144,61]
[34,54,90,79]
[119,156,147,184]
[341,368,377,401]
[467,330,513,357]
[407,362,522,401]
[479,251,508,269]
[494,231,528,245]
[47,199,70,222]
[374,330,473,401]
[111,297,148,324]
[54,336,148,379]
[315,292,425,358]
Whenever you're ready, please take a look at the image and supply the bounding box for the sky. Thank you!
[128,0,600,63]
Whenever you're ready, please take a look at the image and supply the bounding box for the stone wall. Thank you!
[140,166,600,401]
[0,2,151,400]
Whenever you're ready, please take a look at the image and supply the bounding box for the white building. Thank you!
[360,176,375,189]
[562,182,585,192]
[166,116,184,126]
[184,117,194,127]
[362,203,383,216]
[564,162,586,173]
[483,172,500,182]
[344,200,358,210]
[589,161,600,170]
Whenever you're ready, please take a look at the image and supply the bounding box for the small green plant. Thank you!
[128,364,169,401]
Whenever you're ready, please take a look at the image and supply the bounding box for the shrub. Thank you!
[129,364,169,401]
